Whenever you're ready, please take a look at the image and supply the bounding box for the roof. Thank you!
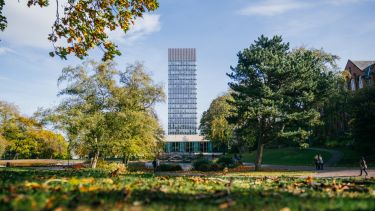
[165,134,209,142]
[351,60,375,70]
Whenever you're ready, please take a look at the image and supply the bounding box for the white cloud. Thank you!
[238,0,310,16]
[2,0,58,48]
[325,0,364,5]
[0,75,11,81]
[0,47,15,55]
[109,14,161,45]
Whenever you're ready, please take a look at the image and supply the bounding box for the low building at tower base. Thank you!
[164,135,217,154]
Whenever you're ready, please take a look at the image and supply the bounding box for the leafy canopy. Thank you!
[199,92,236,152]
[348,86,375,159]
[0,0,159,60]
[0,100,68,159]
[42,61,165,167]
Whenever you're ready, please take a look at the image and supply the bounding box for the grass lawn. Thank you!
[240,147,332,166]
[0,168,374,210]
[336,148,362,167]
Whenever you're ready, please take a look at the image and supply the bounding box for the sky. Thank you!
[0,0,375,132]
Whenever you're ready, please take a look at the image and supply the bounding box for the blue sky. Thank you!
[1,0,375,132]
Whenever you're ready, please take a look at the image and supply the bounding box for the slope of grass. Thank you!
[240,147,332,166]
[336,148,363,167]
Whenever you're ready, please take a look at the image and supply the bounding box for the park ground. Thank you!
[1,147,374,210]
[0,168,374,210]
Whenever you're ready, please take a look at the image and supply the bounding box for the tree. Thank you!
[199,92,236,152]
[348,86,375,160]
[44,61,164,168]
[0,134,7,158]
[227,35,338,170]
[314,72,350,145]
[0,100,68,159]
[0,0,6,32]
[0,0,159,60]
[108,63,165,163]
[28,129,68,159]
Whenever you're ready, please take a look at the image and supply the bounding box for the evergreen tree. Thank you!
[227,35,337,170]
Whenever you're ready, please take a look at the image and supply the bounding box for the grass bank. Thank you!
[240,147,332,166]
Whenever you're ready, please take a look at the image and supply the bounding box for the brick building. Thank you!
[344,60,375,91]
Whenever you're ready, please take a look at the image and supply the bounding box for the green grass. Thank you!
[0,168,374,210]
[240,147,332,166]
[336,148,362,167]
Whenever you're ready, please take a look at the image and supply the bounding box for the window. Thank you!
[200,142,208,153]
[359,76,363,89]
[351,79,355,91]
[186,142,193,153]
[172,142,180,152]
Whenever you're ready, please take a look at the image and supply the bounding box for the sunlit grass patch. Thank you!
[0,168,374,210]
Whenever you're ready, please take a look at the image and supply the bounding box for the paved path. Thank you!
[154,167,375,178]
[313,169,375,178]
[242,163,375,178]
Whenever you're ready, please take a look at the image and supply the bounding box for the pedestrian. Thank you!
[314,154,319,170]
[359,156,368,177]
[318,153,324,170]
[152,158,157,173]
[233,154,239,164]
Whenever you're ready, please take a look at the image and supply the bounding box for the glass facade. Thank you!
[164,142,213,153]
[168,48,197,135]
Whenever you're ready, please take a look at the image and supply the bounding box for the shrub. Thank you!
[127,162,150,172]
[217,156,240,168]
[217,156,234,166]
[96,160,126,174]
[158,163,182,171]
[193,158,223,171]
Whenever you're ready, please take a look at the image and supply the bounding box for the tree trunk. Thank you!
[122,154,129,165]
[255,138,264,171]
[91,150,100,169]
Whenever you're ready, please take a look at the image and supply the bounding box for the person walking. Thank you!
[318,153,324,170]
[152,158,157,173]
[359,157,368,177]
[314,154,319,170]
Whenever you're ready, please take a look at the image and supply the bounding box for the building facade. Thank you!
[344,60,375,91]
[168,48,197,135]
[165,48,214,154]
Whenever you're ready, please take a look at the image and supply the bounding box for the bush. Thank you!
[127,162,150,172]
[96,160,127,174]
[217,156,241,168]
[217,156,234,167]
[158,163,182,171]
[192,158,223,171]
